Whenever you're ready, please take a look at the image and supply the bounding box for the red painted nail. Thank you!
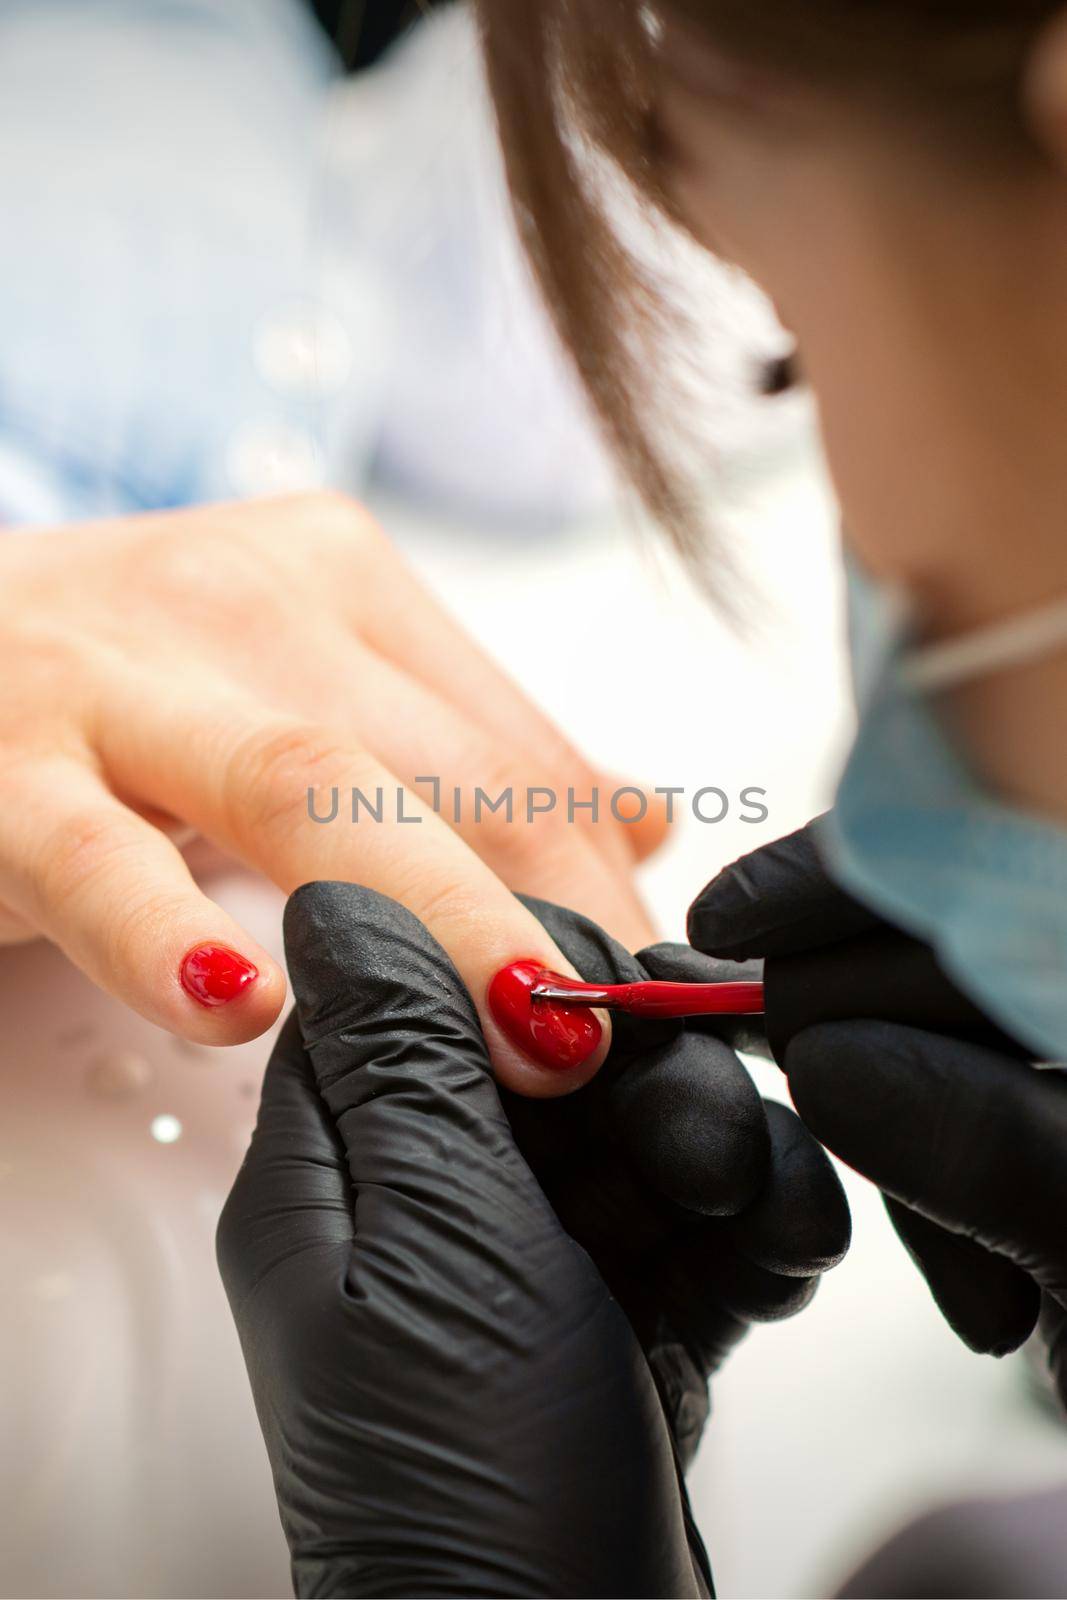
[487,959,602,1071]
[180,944,259,1008]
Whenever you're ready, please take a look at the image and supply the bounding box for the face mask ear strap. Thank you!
[902,594,1067,693]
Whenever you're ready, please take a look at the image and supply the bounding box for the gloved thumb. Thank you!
[283,880,566,1275]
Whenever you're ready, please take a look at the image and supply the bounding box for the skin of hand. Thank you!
[689,819,1067,1388]
[217,882,850,1599]
[0,493,665,1094]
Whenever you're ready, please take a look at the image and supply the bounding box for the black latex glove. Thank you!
[689,818,1067,1399]
[218,882,849,1599]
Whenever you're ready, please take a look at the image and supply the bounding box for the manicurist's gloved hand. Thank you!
[218,882,849,1599]
[690,820,1067,1400]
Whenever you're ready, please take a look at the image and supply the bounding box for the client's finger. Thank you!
[97,678,611,1095]
[301,636,653,947]
[337,521,659,874]
[0,754,284,1042]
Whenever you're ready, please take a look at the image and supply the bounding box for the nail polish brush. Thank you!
[525,926,1031,1062]
[529,973,764,1018]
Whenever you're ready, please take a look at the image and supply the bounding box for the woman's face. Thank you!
[653,15,1067,637]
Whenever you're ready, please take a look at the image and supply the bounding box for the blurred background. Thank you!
[2,2,1066,1596]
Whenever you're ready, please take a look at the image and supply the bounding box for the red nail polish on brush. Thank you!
[180,944,258,1007]
[487,959,602,1071]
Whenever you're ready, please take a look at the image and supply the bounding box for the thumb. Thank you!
[786,1020,1067,1289]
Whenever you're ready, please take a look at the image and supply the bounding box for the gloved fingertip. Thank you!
[637,941,763,989]
[686,881,750,959]
[283,880,384,1038]
[936,1287,1038,1357]
[283,879,382,963]
[612,1035,770,1216]
[883,1197,1040,1356]
[727,1100,851,1275]
[282,881,483,1061]
[731,1265,820,1324]
[636,942,722,983]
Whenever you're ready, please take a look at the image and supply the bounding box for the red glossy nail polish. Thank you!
[487,959,602,1071]
[180,945,259,1008]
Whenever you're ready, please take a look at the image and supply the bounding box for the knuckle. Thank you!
[0,622,90,712]
[292,490,387,564]
[0,743,47,804]
[0,628,106,756]
[461,761,541,861]
[227,492,389,603]
[464,757,522,832]
[486,788,579,886]
[135,533,216,596]
[404,870,487,942]
[35,811,138,913]
[134,526,283,630]
[322,489,383,542]
[225,720,362,845]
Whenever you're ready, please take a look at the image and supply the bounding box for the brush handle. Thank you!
[608,980,765,1018]
[529,972,764,1017]
[530,932,1031,1059]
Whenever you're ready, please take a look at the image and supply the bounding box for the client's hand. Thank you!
[690,820,1067,1399]
[0,494,660,1092]
[218,882,849,1598]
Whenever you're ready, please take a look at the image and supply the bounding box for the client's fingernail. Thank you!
[487,959,602,1070]
[180,944,259,1007]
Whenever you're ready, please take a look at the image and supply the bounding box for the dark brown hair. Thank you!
[475,0,1059,581]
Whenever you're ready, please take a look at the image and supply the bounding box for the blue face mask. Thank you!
[820,559,1067,1063]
